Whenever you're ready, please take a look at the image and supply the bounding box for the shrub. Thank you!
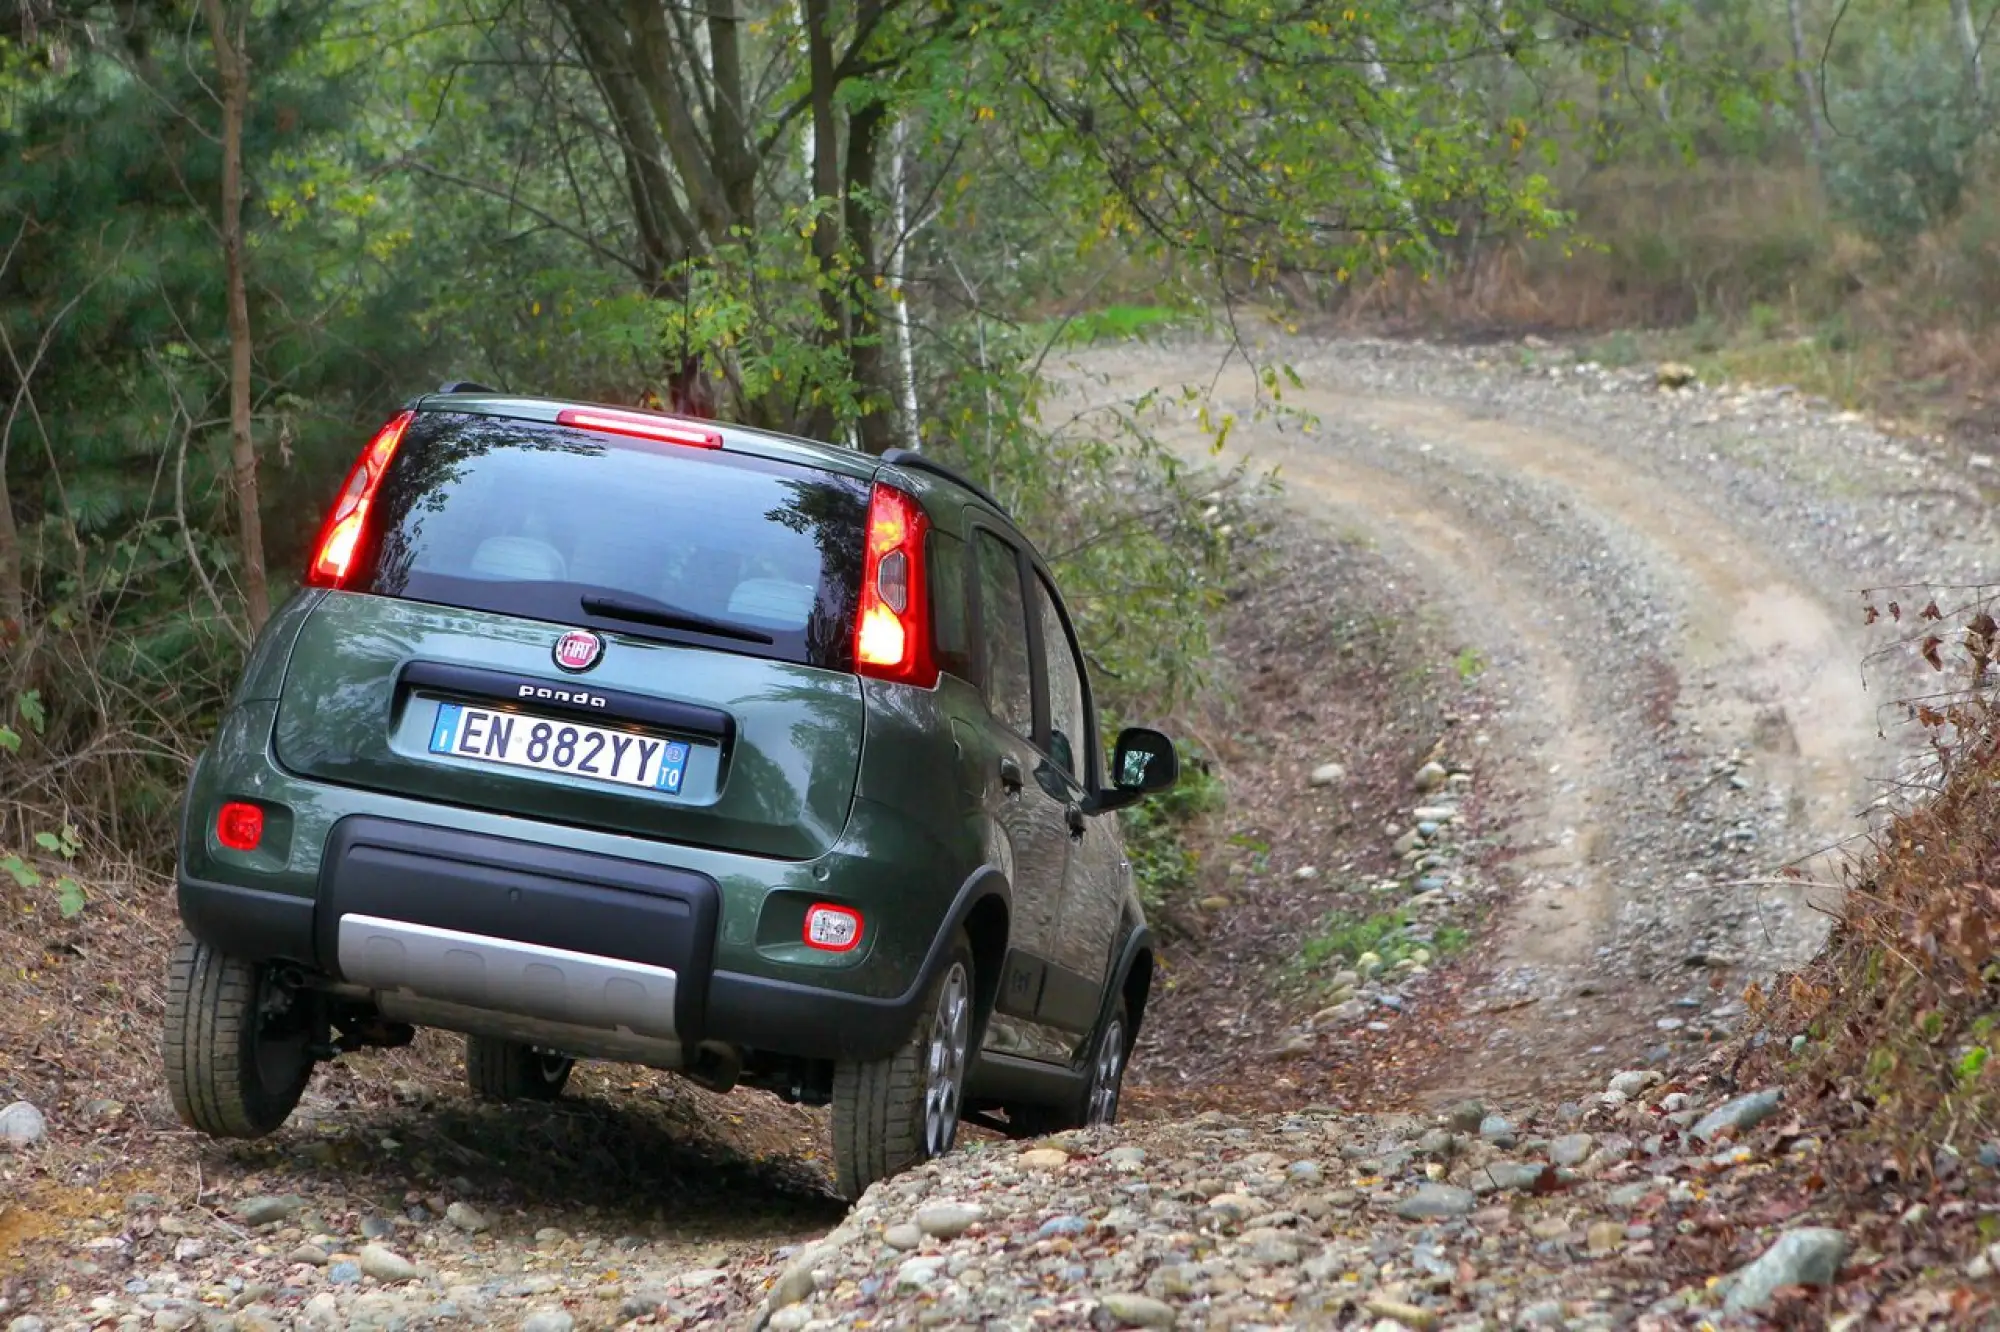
[1822,36,1987,247]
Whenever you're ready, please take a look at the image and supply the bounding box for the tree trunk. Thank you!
[802,0,844,290]
[801,0,847,442]
[1787,0,1827,167]
[202,0,268,632]
[1953,0,1987,100]
[1646,13,1672,124]
[887,117,921,453]
[843,99,897,455]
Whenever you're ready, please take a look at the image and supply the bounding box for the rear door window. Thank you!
[1034,574,1090,785]
[356,412,869,669]
[928,530,975,683]
[973,529,1035,737]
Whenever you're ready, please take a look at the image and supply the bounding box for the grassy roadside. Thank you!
[1294,160,2000,448]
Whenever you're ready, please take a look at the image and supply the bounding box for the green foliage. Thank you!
[913,312,1259,714]
[1034,305,1189,347]
[1299,910,1415,971]
[1957,1045,1989,1083]
[0,2,468,852]
[948,0,1635,281]
[1296,906,1469,978]
[1822,36,1987,246]
[3,820,86,918]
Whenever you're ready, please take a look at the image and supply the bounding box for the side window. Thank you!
[1035,574,1089,783]
[928,531,975,681]
[974,530,1035,737]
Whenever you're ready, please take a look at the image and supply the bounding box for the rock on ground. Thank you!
[1721,1227,1849,1313]
[0,1101,46,1148]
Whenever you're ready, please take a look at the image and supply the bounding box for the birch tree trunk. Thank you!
[1359,39,1417,232]
[1953,0,1986,100]
[888,117,921,452]
[201,0,268,631]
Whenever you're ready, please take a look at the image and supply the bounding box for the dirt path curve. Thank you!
[1063,332,1993,1104]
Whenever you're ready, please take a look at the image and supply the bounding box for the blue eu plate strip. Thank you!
[429,702,462,754]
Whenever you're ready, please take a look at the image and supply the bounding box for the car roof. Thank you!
[409,391,1019,532]
[410,391,883,485]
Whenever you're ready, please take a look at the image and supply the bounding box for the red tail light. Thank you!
[216,801,264,852]
[307,410,414,588]
[854,482,936,686]
[556,406,722,448]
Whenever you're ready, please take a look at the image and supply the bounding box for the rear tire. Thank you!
[163,930,316,1139]
[464,1036,573,1102]
[831,930,975,1200]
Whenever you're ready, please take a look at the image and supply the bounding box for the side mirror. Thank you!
[1089,727,1178,813]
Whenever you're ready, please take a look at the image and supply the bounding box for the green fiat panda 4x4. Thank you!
[166,387,1178,1197]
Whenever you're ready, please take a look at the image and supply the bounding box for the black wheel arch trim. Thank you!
[1101,923,1154,1051]
[703,864,1011,1063]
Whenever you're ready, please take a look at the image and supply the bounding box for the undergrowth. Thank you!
[1308,159,2000,429]
[1290,907,1470,989]
[1750,584,2000,1170]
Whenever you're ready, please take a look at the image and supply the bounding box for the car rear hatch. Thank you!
[272,406,874,861]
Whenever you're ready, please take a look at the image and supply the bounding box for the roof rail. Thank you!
[879,448,1010,518]
[436,380,499,394]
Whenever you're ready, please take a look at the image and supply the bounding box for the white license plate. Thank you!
[427,702,690,794]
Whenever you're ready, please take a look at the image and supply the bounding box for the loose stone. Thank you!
[914,1202,984,1239]
[1692,1089,1783,1142]
[1098,1291,1178,1328]
[1394,1185,1476,1219]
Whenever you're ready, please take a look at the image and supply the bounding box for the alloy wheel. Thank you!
[922,961,972,1157]
[1086,1015,1125,1127]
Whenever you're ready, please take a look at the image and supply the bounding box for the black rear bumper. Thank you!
[177,816,929,1062]
[317,818,718,1037]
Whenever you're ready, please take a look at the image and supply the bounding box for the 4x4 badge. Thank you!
[553,629,603,673]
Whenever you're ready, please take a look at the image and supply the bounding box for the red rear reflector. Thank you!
[307,410,415,588]
[853,483,937,687]
[216,801,264,852]
[804,903,863,952]
[557,406,722,448]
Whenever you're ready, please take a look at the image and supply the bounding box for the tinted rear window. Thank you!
[355,412,869,669]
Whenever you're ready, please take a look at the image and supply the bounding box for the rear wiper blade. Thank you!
[580,593,775,645]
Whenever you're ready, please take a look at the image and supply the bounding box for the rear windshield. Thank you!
[354,412,869,669]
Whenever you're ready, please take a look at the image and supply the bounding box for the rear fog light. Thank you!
[216,801,265,852]
[804,903,863,952]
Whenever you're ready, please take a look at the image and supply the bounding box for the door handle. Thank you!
[1066,803,1087,839]
[998,755,1024,793]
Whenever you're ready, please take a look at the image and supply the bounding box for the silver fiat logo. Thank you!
[553,629,603,673]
